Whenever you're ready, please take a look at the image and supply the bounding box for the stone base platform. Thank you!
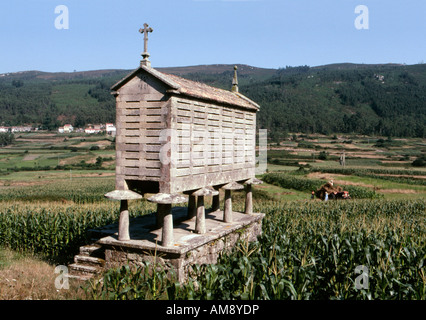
[69,207,264,282]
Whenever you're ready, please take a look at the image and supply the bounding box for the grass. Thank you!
[1,169,99,180]
[0,174,116,203]
[378,192,426,200]
[306,160,341,168]
[265,164,299,172]
[314,173,426,191]
[255,182,311,201]
[344,158,383,167]
[0,248,86,300]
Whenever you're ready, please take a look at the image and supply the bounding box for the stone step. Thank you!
[74,255,105,268]
[68,263,102,277]
[79,244,104,257]
[68,243,106,281]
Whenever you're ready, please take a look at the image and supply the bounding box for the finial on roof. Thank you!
[139,23,153,67]
[232,65,239,93]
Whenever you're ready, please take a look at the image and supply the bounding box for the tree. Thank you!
[95,156,104,167]
[318,151,328,160]
[0,133,14,147]
[412,156,425,167]
[12,80,24,88]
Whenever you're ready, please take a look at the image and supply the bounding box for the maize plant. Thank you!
[0,200,152,262]
[92,199,425,300]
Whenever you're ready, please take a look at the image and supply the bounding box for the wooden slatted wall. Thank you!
[171,97,256,192]
[116,100,167,183]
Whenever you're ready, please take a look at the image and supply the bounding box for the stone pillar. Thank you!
[155,203,167,229]
[243,178,263,215]
[104,189,143,242]
[187,195,197,219]
[187,187,219,235]
[195,196,205,234]
[147,193,187,247]
[118,200,130,241]
[158,203,173,247]
[211,193,220,212]
[221,182,244,223]
[211,185,222,212]
[224,189,233,223]
[244,184,253,215]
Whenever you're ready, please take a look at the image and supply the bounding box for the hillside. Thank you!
[0,63,425,138]
[241,63,426,140]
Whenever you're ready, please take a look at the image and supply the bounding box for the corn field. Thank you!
[90,199,425,300]
[0,178,115,203]
[0,201,153,263]
[0,175,424,299]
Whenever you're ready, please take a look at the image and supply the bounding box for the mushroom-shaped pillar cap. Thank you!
[147,193,187,204]
[185,186,219,197]
[243,178,263,185]
[104,190,143,201]
[221,182,244,190]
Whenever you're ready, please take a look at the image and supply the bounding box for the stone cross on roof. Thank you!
[139,23,153,67]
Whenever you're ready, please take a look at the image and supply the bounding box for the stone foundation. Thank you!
[70,207,264,282]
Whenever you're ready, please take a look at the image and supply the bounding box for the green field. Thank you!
[0,132,425,300]
[266,133,425,200]
[0,132,115,176]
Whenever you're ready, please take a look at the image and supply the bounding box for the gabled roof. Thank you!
[111,65,259,111]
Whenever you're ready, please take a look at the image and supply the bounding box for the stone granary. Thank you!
[69,24,264,281]
[109,29,262,245]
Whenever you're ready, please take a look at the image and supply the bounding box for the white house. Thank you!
[12,126,32,132]
[106,123,116,136]
[85,127,96,134]
[85,125,102,134]
[63,124,73,133]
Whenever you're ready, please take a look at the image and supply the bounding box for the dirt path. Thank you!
[22,154,40,161]
[307,172,377,188]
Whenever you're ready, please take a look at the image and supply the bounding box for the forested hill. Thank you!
[0,63,425,138]
[245,63,426,139]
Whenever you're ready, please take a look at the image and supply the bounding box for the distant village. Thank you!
[0,123,116,136]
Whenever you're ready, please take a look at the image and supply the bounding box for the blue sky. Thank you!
[1,0,425,73]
